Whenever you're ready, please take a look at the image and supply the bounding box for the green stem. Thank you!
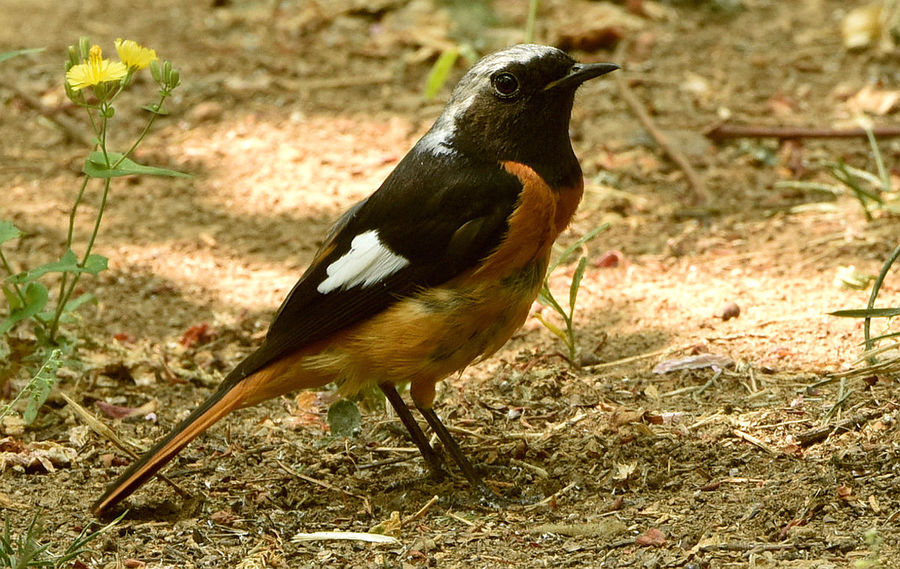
[115,92,168,167]
[64,177,91,252]
[0,348,61,421]
[525,0,540,43]
[863,241,900,358]
[85,104,101,146]
[0,247,27,306]
[48,107,110,342]
[98,108,111,167]
[863,124,890,195]
[562,312,577,367]
[49,178,110,341]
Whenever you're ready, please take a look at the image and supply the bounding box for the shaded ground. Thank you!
[1,0,899,567]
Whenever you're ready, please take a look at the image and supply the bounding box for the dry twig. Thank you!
[706,123,900,141]
[402,495,439,526]
[60,392,190,498]
[796,408,885,446]
[732,429,780,455]
[613,42,708,204]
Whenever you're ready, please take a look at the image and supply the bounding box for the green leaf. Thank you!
[865,330,900,344]
[0,281,48,334]
[0,220,22,244]
[142,103,169,115]
[36,292,97,323]
[23,377,52,424]
[537,285,567,318]
[547,224,609,275]
[534,313,567,342]
[0,47,44,64]
[2,284,22,310]
[568,256,588,318]
[830,307,900,318]
[21,348,63,425]
[424,48,459,100]
[9,250,107,284]
[82,253,108,275]
[327,399,361,438]
[83,151,190,179]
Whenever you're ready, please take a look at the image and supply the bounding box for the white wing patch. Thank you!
[316,230,410,294]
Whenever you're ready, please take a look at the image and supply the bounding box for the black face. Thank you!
[426,45,615,188]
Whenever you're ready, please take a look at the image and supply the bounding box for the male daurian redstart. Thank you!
[92,44,618,515]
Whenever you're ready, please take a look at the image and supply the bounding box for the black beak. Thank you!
[544,62,619,91]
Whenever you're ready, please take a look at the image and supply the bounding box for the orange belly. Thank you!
[303,257,547,406]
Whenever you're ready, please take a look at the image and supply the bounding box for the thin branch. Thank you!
[706,123,900,141]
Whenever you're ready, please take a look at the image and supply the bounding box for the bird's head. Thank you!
[418,44,618,185]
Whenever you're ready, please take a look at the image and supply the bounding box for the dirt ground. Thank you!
[2,0,900,567]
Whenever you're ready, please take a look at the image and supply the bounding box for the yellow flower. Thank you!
[114,38,157,70]
[66,45,127,91]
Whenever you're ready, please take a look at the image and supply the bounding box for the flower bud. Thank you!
[66,45,80,70]
[149,59,162,83]
[78,37,91,61]
[167,68,180,90]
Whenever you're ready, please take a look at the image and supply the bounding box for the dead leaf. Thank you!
[210,509,239,526]
[369,511,402,537]
[837,485,855,500]
[0,440,77,473]
[609,407,647,429]
[68,425,91,447]
[558,26,627,52]
[0,415,25,436]
[95,399,157,420]
[842,3,883,50]
[113,332,136,344]
[635,527,666,547]
[289,391,327,429]
[179,323,215,348]
[550,0,647,53]
[612,461,637,481]
[846,84,900,115]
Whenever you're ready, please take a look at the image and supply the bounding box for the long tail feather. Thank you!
[91,375,249,516]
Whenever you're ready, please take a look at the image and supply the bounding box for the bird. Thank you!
[92,44,618,516]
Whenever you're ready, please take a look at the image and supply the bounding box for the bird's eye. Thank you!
[492,72,520,98]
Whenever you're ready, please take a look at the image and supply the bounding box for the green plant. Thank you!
[0,38,185,423]
[777,121,898,220]
[854,528,885,569]
[535,225,609,368]
[831,242,900,366]
[0,349,62,425]
[524,0,540,43]
[0,512,124,569]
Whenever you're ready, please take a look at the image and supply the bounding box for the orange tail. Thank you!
[92,344,333,516]
[91,375,249,516]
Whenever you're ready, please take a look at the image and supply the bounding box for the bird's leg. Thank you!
[415,405,525,508]
[378,383,446,480]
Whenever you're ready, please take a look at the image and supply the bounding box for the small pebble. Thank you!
[720,301,741,321]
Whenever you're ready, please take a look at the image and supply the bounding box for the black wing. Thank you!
[225,149,523,382]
